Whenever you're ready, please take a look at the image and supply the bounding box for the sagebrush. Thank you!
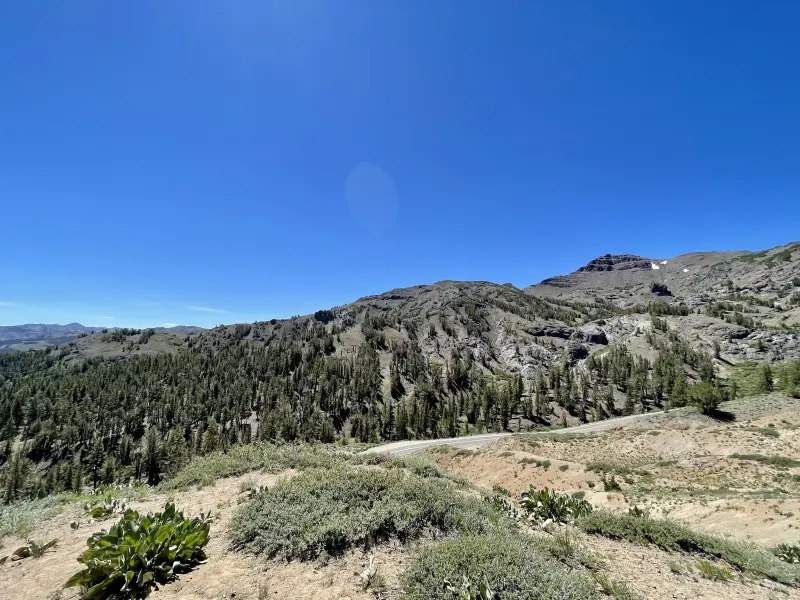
[402,531,598,600]
[230,466,499,561]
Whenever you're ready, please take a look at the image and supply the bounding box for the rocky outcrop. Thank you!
[577,254,653,272]
[573,325,609,345]
[528,326,573,339]
[567,341,589,361]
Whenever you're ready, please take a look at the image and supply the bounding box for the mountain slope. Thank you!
[0,242,798,501]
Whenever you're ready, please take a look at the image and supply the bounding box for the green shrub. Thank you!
[385,455,452,480]
[627,506,649,518]
[444,576,499,600]
[519,457,551,469]
[774,543,800,564]
[520,487,593,524]
[688,381,726,415]
[402,531,598,600]
[484,491,520,520]
[667,559,687,574]
[602,474,622,492]
[85,498,127,519]
[578,511,799,585]
[230,467,498,561]
[585,462,634,476]
[65,503,211,599]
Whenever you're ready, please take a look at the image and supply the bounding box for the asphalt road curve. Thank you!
[366,411,662,457]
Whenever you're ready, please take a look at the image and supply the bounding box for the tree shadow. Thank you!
[708,408,736,422]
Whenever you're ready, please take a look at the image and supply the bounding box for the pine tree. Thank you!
[71,454,83,492]
[2,450,27,503]
[670,375,688,408]
[88,430,105,489]
[762,365,774,393]
[101,456,117,485]
[202,420,220,455]
[162,429,189,477]
[142,427,161,485]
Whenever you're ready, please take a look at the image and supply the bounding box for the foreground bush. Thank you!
[230,466,498,561]
[578,510,800,585]
[66,503,211,599]
[401,531,599,600]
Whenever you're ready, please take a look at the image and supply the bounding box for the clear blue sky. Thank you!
[2,1,799,328]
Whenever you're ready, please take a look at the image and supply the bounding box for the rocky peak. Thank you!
[577,254,653,272]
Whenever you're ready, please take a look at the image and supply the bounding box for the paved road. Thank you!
[367,411,665,457]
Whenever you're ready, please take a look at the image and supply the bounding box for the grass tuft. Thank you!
[695,559,734,582]
[591,572,640,599]
[519,457,551,469]
[0,497,64,539]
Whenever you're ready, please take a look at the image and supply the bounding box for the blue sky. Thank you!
[2,1,799,328]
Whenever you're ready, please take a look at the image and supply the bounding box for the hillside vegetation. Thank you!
[3,404,800,600]
[1,242,799,501]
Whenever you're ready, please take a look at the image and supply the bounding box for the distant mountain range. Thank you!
[0,323,204,353]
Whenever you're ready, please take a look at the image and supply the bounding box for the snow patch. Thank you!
[661,260,668,265]
[683,268,690,273]
[651,262,660,270]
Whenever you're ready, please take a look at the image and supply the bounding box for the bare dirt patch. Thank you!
[424,395,800,545]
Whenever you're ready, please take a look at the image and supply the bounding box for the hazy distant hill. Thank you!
[0,322,105,342]
[0,323,204,354]
[0,323,107,354]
